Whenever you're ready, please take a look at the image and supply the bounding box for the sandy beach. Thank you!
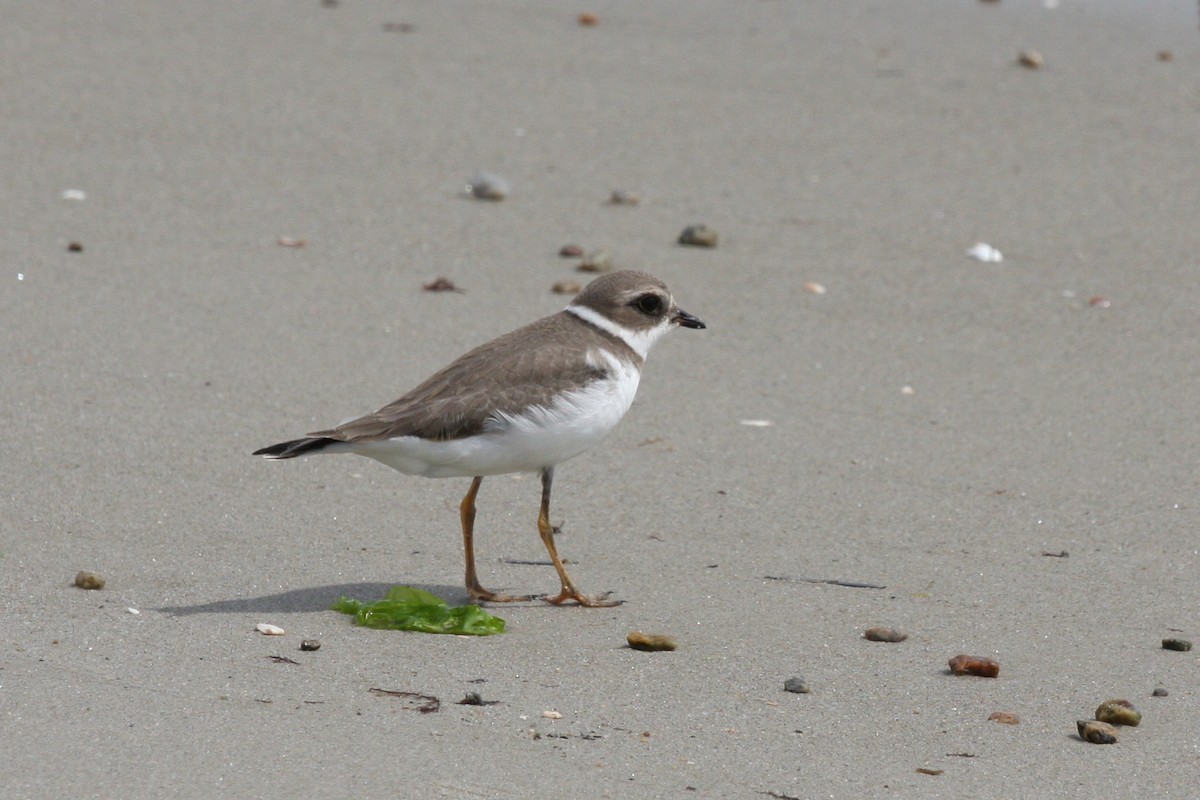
[4,1,1199,797]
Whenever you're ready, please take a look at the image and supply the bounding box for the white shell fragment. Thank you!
[466,172,510,200]
[62,189,87,201]
[966,242,1003,263]
[255,623,285,636]
[541,710,563,720]
[126,607,141,615]
[740,419,773,427]
[802,281,827,295]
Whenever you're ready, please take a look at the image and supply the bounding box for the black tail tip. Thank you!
[253,437,335,459]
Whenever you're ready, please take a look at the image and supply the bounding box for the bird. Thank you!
[253,270,705,607]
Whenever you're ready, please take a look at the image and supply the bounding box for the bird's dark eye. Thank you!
[633,293,663,315]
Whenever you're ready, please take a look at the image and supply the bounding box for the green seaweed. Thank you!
[332,586,505,635]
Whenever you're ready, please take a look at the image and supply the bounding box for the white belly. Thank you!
[353,353,641,478]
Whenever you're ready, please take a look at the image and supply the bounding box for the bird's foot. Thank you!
[543,589,623,608]
[468,586,537,604]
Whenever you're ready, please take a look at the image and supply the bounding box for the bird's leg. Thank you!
[537,467,621,607]
[460,476,533,603]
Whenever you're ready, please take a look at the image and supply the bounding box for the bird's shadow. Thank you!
[156,582,471,617]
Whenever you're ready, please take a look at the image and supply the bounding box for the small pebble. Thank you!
[678,224,718,248]
[1157,50,1174,62]
[126,607,140,615]
[67,241,84,253]
[466,172,510,200]
[1018,49,1044,69]
[558,244,584,258]
[988,711,1020,725]
[606,190,639,206]
[1088,296,1111,308]
[1162,638,1192,651]
[627,632,677,651]
[256,623,285,636]
[783,677,811,694]
[74,571,105,590]
[542,710,563,719]
[578,12,599,26]
[299,639,321,652]
[948,654,1000,678]
[1077,719,1118,744]
[1152,688,1169,697]
[577,249,612,273]
[1095,699,1141,727]
[863,626,907,643]
[277,236,307,248]
[62,189,87,201]
[802,281,827,295]
[551,280,582,295]
[423,276,463,293]
[966,242,1002,262]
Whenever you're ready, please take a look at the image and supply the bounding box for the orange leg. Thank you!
[538,468,621,607]
[460,476,533,604]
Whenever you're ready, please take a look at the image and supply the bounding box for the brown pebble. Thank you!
[627,632,677,652]
[1162,638,1192,651]
[578,12,599,26]
[1152,687,1169,697]
[67,241,84,252]
[678,224,718,248]
[551,280,582,295]
[1088,296,1111,308]
[1157,50,1173,62]
[423,277,463,293]
[1018,49,1044,69]
[558,244,584,258]
[988,711,1020,725]
[948,654,1000,678]
[863,626,907,643]
[1095,699,1141,727]
[915,768,943,776]
[577,249,612,273]
[299,639,321,652]
[74,571,105,590]
[1077,719,1119,744]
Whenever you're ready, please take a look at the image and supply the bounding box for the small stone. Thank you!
[1157,50,1174,62]
[948,654,1000,678]
[678,224,718,248]
[578,12,599,26]
[277,236,307,248]
[256,623,285,636]
[299,639,321,652]
[577,249,612,273]
[863,626,907,643]
[67,241,84,253]
[1088,296,1111,308]
[606,190,639,206]
[802,281,826,295]
[62,189,87,201]
[74,571,105,590]
[423,276,463,292]
[1018,49,1044,69]
[466,172,510,200]
[1162,638,1192,651]
[783,677,811,694]
[551,280,582,295]
[1095,699,1141,727]
[558,244,584,258]
[1152,688,1169,697]
[988,711,1020,725]
[966,242,1002,262]
[627,632,677,652]
[1077,719,1119,744]
[542,709,563,719]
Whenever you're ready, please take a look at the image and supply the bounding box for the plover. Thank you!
[254,270,705,606]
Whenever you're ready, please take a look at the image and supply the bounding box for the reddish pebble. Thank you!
[423,277,463,293]
[578,12,599,26]
[1088,296,1111,308]
[988,711,1020,725]
[948,654,1000,678]
[559,244,584,258]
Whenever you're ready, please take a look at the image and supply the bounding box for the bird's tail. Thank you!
[253,437,341,459]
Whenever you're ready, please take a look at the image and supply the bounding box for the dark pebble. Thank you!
[299,639,321,651]
[863,626,907,643]
[1077,720,1119,744]
[558,244,584,258]
[678,224,718,248]
[74,571,105,590]
[783,677,811,694]
[67,241,84,252]
[1162,638,1192,651]
[1152,688,1169,697]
